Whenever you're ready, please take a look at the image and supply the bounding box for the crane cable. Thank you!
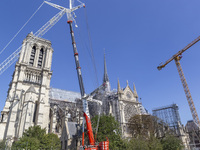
[0,1,45,56]
[74,7,99,89]
[65,1,102,142]
[74,5,102,140]
[83,7,99,88]
[95,105,101,142]
[83,6,102,141]
[69,7,102,142]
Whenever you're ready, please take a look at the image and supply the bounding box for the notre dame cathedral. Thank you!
[0,33,147,149]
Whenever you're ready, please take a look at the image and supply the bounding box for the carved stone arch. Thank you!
[31,43,39,50]
[29,44,37,66]
[38,46,45,68]
[40,45,46,50]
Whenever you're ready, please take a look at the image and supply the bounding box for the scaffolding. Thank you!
[152,104,182,135]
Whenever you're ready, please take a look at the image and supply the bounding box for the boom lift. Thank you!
[45,1,109,149]
[157,36,200,127]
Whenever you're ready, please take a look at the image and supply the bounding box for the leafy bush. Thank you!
[12,126,61,150]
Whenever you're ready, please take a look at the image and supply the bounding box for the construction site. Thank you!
[0,0,200,150]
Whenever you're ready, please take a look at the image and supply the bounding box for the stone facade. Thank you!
[117,81,147,137]
[0,34,147,149]
[87,54,147,138]
[186,120,200,150]
[0,33,53,144]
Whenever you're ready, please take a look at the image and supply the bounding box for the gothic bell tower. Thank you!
[0,32,53,142]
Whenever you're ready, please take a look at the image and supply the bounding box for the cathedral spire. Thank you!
[126,80,129,86]
[133,83,138,97]
[117,78,121,91]
[103,51,110,92]
[103,52,109,83]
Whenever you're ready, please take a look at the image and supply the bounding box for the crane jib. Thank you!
[157,35,200,70]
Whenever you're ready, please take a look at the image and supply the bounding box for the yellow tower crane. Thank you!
[157,36,200,127]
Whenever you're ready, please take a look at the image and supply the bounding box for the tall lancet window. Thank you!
[29,46,36,66]
[38,48,44,68]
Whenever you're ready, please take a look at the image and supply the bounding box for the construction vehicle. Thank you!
[157,36,200,127]
[44,1,109,149]
[0,0,109,149]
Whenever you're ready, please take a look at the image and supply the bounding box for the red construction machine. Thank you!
[44,1,109,149]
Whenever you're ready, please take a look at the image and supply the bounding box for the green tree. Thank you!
[91,114,127,150]
[127,114,182,150]
[126,136,162,150]
[148,136,163,150]
[161,134,183,150]
[127,136,149,150]
[12,125,61,149]
[0,140,6,149]
[45,133,61,149]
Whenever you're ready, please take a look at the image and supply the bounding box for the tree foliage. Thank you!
[125,136,163,150]
[12,126,61,150]
[148,136,163,150]
[128,114,163,139]
[0,140,6,149]
[83,114,185,150]
[91,114,126,149]
[161,134,183,150]
[127,114,184,150]
[126,136,149,150]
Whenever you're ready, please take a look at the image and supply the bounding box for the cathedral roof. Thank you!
[49,88,81,103]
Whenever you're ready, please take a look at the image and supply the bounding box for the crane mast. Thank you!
[157,37,200,127]
[0,1,109,149]
[45,1,110,149]
[174,56,200,126]
[67,20,95,146]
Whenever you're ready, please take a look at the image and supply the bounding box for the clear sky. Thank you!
[1,0,200,125]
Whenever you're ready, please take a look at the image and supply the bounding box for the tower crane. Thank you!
[157,36,200,127]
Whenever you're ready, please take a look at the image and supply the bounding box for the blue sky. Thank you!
[1,0,200,125]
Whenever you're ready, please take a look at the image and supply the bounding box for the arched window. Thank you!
[38,48,44,68]
[29,46,36,66]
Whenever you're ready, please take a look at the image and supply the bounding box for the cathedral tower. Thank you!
[0,33,53,142]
